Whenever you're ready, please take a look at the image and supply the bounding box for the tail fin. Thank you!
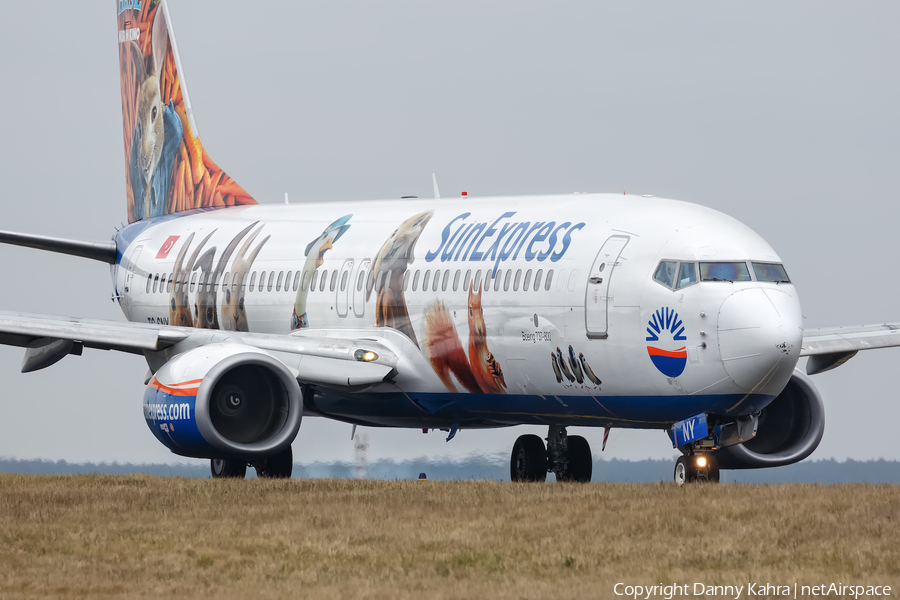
[116,1,256,224]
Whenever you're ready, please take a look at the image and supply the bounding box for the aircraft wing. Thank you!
[801,323,900,375]
[0,310,396,387]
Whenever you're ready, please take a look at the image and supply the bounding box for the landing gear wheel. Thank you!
[674,455,696,485]
[558,435,592,483]
[510,434,547,482]
[255,447,293,479]
[211,458,247,479]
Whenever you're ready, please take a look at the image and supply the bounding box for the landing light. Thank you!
[696,456,708,468]
[354,349,379,362]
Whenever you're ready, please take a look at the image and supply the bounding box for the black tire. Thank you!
[256,447,293,479]
[211,458,247,479]
[674,455,696,485]
[558,435,592,483]
[510,434,547,482]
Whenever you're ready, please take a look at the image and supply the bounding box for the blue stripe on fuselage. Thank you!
[306,390,776,430]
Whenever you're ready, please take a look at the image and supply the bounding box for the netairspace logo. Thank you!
[613,582,892,599]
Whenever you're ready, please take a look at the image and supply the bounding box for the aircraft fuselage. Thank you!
[113,193,803,431]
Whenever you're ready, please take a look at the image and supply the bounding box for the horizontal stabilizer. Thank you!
[0,230,117,264]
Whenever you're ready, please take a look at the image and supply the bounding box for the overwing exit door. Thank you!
[585,235,629,339]
[122,244,143,318]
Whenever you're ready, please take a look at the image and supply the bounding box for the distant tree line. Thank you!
[1,456,899,483]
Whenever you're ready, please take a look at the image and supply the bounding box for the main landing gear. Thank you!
[510,425,592,483]
[673,453,719,485]
[210,446,294,479]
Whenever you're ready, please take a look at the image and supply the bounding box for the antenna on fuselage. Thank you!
[432,173,441,199]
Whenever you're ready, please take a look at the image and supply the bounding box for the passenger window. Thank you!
[269,271,277,292]
[146,275,152,294]
[453,270,461,292]
[463,269,472,291]
[700,262,751,282]
[275,271,283,292]
[412,270,420,291]
[504,270,512,292]
[232,272,240,291]
[285,271,293,291]
[293,270,301,292]
[181,273,189,293]
[330,270,338,292]
[366,269,375,294]
[533,269,542,291]
[402,271,410,291]
[422,270,431,291]
[260,271,267,291]
[494,270,502,292]
[318,269,327,292]
[376,270,385,292]
[249,272,257,292]
[654,261,677,289]
[357,270,365,292]
[340,270,349,291]
[222,272,229,292]
[752,262,791,283]
[676,262,697,289]
[432,270,441,292]
[513,269,522,291]
[309,270,318,292]
[545,269,553,291]
[302,270,311,292]
[473,270,483,293]
[152,274,159,293]
[160,274,167,293]
[442,270,450,292]
[523,269,532,291]
[190,272,197,293]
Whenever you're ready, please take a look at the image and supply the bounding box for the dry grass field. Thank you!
[0,475,898,599]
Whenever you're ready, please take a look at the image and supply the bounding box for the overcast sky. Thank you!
[0,1,898,468]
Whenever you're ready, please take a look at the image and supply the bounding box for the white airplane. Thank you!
[1,1,898,484]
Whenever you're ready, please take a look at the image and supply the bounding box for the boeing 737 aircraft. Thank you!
[1,1,898,484]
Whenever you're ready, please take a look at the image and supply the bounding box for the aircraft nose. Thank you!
[717,287,802,394]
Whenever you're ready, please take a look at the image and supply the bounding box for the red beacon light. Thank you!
[461,191,467,196]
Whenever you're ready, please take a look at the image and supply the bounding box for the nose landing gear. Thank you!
[674,453,719,485]
[510,426,593,483]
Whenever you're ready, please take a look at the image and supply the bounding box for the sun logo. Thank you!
[645,307,687,377]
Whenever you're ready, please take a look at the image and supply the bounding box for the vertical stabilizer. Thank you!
[116,0,257,224]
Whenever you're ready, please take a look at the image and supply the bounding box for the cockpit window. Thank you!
[653,261,677,288]
[700,262,751,282]
[753,262,790,283]
[676,262,697,289]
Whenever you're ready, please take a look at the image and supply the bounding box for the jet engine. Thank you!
[143,344,302,459]
[712,369,825,469]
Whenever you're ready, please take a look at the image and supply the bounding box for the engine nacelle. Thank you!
[711,369,825,469]
[143,344,302,459]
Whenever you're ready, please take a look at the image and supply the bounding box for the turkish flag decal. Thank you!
[156,236,180,259]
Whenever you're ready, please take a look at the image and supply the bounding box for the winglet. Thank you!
[432,173,441,199]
